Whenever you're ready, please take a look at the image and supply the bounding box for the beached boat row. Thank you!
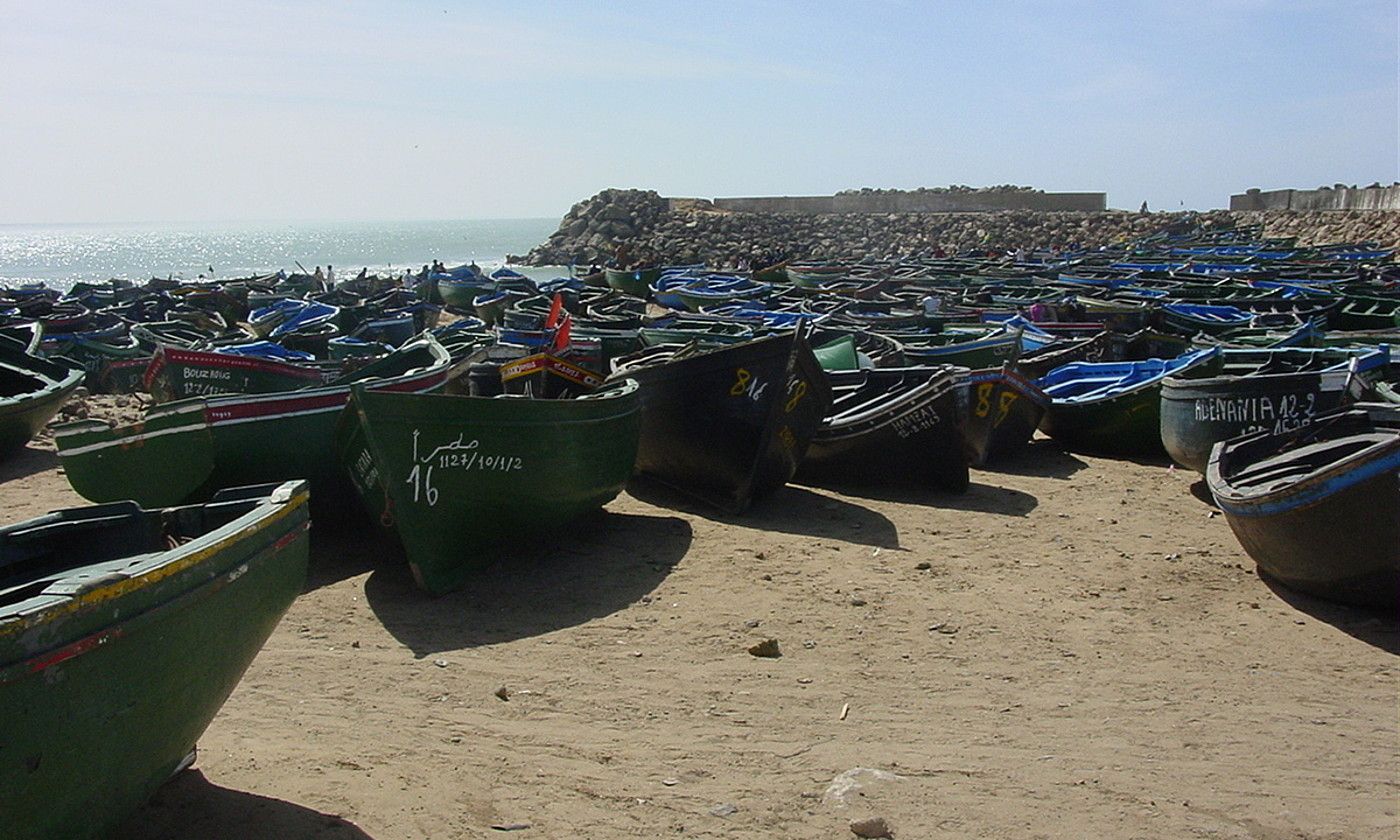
[0,219,1395,837]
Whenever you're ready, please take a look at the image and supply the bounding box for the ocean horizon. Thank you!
[0,218,560,291]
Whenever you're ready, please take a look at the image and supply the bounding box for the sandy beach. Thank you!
[5,402,1395,840]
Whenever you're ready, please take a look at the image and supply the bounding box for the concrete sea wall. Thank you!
[1231,185,1400,212]
[670,189,1106,215]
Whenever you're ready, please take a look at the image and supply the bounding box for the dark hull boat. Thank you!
[608,330,832,513]
[1014,331,1111,380]
[798,366,970,491]
[1207,404,1399,607]
[0,481,310,840]
[960,365,1050,466]
[1160,350,1386,473]
[0,340,84,458]
[337,381,642,595]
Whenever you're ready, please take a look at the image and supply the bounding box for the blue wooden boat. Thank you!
[1037,348,1222,455]
[672,275,771,313]
[1207,403,1398,607]
[1160,302,1254,336]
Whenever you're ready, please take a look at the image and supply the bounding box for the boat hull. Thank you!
[799,367,970,490]
[1208,406,1399,607]
[1161,369,1356,473]
[960,366,1050,466]
[605,267,660,298]
[0,482,311,840]
[55,339,452,509]
[143,346,327,404]
[609,332,832,513]
[1038,350,1222,456]
[337,382,642,595]
[0,346,84,458]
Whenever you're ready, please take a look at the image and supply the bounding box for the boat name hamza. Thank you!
[890,404,942,439]
[1193,393,1317,424]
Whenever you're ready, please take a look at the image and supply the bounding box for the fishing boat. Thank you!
[0,481,310,840]
[1037,347,1221,456]
[1014,330,1111,379]
[1160,348,1388,473]
[0,340,85,458]
[336,380,642,595]
[897,327,1022,368]
[54,336,452,509]
[797,366,970,490]
[604,266,661,298]
[607,329,832,513]
[142,344,328,403]
[960,364,1051,466]
[1207,403,1398,607]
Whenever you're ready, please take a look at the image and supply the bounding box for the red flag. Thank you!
[552,315,572,351]
[544,292,563,329]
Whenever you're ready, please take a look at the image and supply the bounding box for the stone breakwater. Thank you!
[518,189,1400,266]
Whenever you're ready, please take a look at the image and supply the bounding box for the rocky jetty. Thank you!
[517,188,1400,266]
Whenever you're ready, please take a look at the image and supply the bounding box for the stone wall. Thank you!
[685,187,1106,215]
[1231,184,1400,211]
[518,188,1400,267]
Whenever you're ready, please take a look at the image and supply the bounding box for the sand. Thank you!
[5,405,1396,839]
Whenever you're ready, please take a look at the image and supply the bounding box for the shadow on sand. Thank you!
[628,478,901,548]
[975,439,1089,480]
[1188,479,1218,507]
[114,769,373,840]
[364,509,692,657]
[793,476,1038,518]
[302,515,387,593]
[0,445,59,483]
[1260,575,1400,656]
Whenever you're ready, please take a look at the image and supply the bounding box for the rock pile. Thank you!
[518,188,1400,267]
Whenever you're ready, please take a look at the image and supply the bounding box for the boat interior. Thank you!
[0,486,275,619]
[1224,432,1397,495]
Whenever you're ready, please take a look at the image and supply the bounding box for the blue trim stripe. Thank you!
[1218,449,1400,518]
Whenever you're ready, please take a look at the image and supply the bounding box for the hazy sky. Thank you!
[2,1,1395,222]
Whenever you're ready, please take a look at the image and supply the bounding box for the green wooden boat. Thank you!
[604,266,660,298]
[94,354,155,395]
[54,336,452,509]
[897,327,1022,369]
[0,340,84,458]
[1336,295,1400,331]
[337,380,642,595]
[41,332,146,390]
[143,345,330,403]
[0,480,310,840]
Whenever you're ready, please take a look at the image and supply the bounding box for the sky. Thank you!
[1,0,1395,222]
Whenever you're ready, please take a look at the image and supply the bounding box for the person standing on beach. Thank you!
[326,265,336,287]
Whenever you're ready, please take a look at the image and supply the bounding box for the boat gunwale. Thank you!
[1206,405,1400,515]
[0,482,309,658]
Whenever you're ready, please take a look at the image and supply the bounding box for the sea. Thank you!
[0,218,560,292]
